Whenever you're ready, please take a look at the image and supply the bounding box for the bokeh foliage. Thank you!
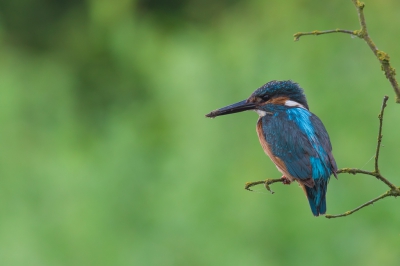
[0,0,399,265]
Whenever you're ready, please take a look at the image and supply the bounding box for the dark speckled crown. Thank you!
[251,80,309,109]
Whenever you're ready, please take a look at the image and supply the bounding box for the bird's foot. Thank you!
[281,176,292,185]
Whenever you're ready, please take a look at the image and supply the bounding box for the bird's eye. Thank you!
[261,95,270,101]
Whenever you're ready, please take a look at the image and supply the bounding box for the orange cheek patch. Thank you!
[266,96,289,105]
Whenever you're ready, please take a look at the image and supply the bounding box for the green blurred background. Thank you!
[0,0,399,265]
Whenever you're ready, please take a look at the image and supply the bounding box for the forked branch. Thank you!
[294,0,400,103]
[326,96,400,218]
[245,178,284,194]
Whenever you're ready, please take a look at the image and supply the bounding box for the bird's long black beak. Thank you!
[205,100,256,118]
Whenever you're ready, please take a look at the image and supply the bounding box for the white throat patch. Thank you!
[255,110,267,117]
[285,100,306,109]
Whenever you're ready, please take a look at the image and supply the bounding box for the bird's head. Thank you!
[206,80,309,118]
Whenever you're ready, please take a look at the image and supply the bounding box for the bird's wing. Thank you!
[309,113,338,177]
[260,108,336,183]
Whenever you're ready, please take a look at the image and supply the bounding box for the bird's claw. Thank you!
[281,176,292,185]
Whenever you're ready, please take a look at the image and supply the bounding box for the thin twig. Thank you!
[293,29,355,41]
[374,96,388,173]
[326,96,400,218]
[337,168,378,177]
[245,178,284,194]
[293,0,400,103]
[346,96,397,191]
[325,190,393,219]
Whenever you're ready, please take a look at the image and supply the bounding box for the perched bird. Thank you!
[206,80,337,216]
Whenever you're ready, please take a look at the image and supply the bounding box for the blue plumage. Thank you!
[206,80,337,216]
[259,104,336,216]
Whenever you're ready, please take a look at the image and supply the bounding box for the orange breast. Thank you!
[256,118,292,180]
[256,118,314,187]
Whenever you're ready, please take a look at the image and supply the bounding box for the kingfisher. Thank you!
[206,80,337,216]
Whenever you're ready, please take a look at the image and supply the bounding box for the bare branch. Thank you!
[374,96,388,173]
[293,0,400,103]
[326,96,400,218]
[337,96,396,190]
[293,29,356,41]
[245,178,285,194]
[325,190,394,219]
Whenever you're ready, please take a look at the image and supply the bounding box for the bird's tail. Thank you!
[303,180,328,217]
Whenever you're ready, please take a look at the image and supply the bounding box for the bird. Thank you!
[205,80,337,216]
